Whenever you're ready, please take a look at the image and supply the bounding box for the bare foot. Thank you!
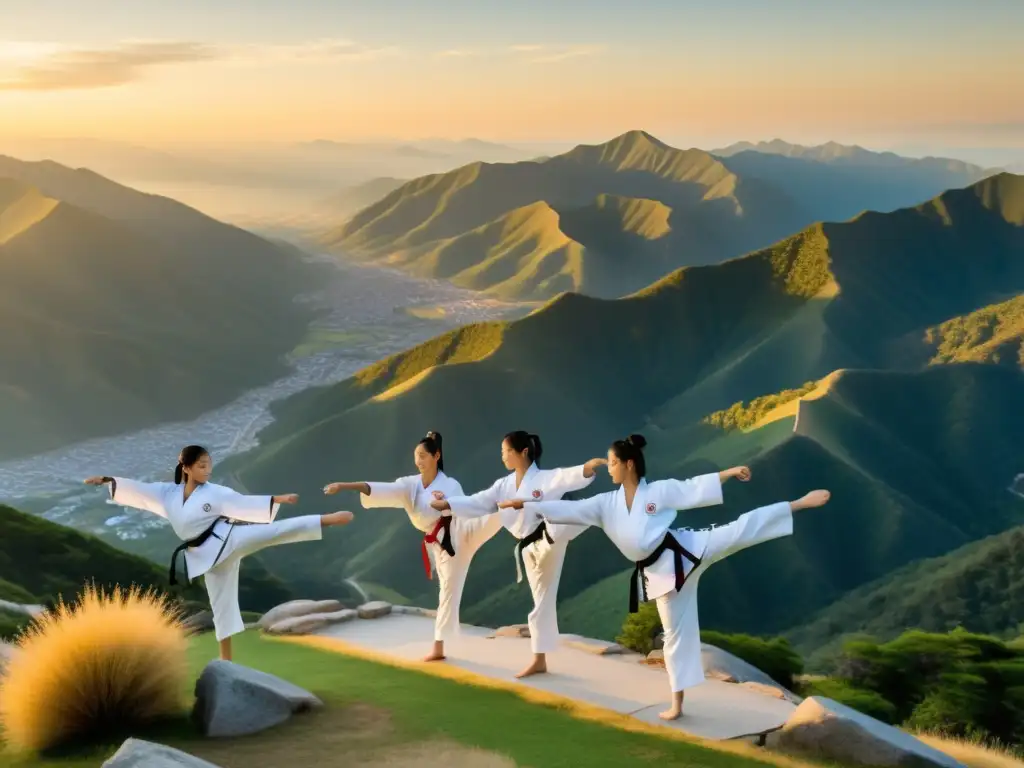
[659,692,684,720]
[321,510,354,527]
[515,656,548,678]
[791,490,830,511]
[423,641,446,662]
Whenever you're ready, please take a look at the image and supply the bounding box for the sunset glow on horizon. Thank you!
[1,0,1021,150]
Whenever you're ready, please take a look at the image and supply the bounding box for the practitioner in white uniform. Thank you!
[323,431,502,663]
[431,431,606,678]
[85,444,353,661]
[499,433,831,719]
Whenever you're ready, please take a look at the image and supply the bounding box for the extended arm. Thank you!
[432,480,502,519]
[538,457,606,496]
[85,476,169,518]
[500,494,606,528]
[324,478,411,510]
[653,470,736,511]
[216,485,291,523]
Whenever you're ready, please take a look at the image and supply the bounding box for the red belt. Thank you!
[422,515,455,579]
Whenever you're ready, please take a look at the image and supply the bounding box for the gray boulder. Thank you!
[766,697,966,768]
[182,610,214,634]
[492,624,530,638]
[392,605,437,618]
[102,738,221,767]
[561,634,627,656]
[265,609,358,635]
[356,601,392,619]
[192,660,323,738]
[256,599,342,629]
[701,643,802,703]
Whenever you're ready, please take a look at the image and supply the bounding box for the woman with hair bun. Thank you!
[84,444,353,661]
[431,430,607,679]
[323,431,501,662]
[498,433,832,720]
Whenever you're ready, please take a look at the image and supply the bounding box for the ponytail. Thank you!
[175,444,209,485]
[610,433,647,478]
[504,431,542,467]
[419,431,444,472]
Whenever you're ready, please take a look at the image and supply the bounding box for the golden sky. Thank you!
[1,0,1021,148]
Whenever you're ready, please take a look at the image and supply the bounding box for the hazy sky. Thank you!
[0,0,1021,148]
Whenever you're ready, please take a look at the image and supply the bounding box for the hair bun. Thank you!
[627,434,647,449]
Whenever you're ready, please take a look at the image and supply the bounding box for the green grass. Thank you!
[1,631,789,768]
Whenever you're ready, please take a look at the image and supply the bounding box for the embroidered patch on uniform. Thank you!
[532,489,543,499]
[645,502,657,514]
[203,503,212,512]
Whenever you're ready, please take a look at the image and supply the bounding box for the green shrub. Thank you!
[801,678,898,723]
[831,628,1024,746]
[617,601,661,655]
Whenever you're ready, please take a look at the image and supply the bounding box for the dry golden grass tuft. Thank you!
[918,733,1024,768]
[0,584,189,754]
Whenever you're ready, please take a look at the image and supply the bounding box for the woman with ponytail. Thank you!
[85,445,353,661]
[431,430,607,679]
[323,431,500,662]
[498,433,832,720]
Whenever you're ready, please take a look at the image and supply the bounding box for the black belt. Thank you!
[513,521,554,583]
[168,516,233,586]
[629,532,702,613]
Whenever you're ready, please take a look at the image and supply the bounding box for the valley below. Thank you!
[0,252,525,540]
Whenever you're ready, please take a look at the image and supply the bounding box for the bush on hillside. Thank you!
[617,601,662,655]
[831,628,1024,747]
[0,584,189,753]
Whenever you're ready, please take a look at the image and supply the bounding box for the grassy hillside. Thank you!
[227,173,1024,646]
[323,130,812,300]
[0,160,323,460]
[0,503,298,618]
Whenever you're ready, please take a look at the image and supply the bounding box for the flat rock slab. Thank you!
[561,634,628,656]
[491,624,530,638]
[311,614,795,741]
[702,644,802,704]
[257,599,343,630]
[102,738,222,767]
[357,601,392,619]
[767,697,966,768]
[266,609,358,636]
[192,659,323,738]
[392,605,437,618]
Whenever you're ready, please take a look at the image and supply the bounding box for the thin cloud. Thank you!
[0,38,405,91]
[434,49,478,58]
[227,39,404,63]
[0,41,217,91]
[508,44,605,63]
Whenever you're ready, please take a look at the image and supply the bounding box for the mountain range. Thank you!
[218,172,1024,654]
[321,132,995,301]
[0,156,323,461]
